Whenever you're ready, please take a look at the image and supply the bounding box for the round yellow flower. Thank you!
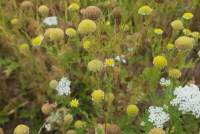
[70,99,79,107]
[78,19,97,34]
[150,128,165,134]
[183,13,193,19]
[174,36,195,51]
[14,124,30,134]
[169,69,182,78]
[91,90,104,102]
[138,6,153,15]
[191,31,200,38]
[183,29,191,35]
[11,19,19,24]
[167,44,175,50]
[68,3,79,11]
[105,58,115,67]
[20,44,29,52]
[105,21,110,26]
[105,93,115,102]
[75,120,83,128]
[171,20,183,30]
[49,28,64,41]
[65,28,76,37]
[88,59,103,71]
[126,105,139,116]
[32,35,44,46]
[38,5,49,14]
[83,41,91,49]
[122,25,129,31]
[153,56,167,68]
[49,80,57,89]
[154,29,163,34]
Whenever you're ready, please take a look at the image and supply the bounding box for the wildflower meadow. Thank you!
[1,0,200,134]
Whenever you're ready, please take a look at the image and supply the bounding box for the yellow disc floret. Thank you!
[183,29,191,35]
[191,31,200,39]
[171,20,183,30]
[11,19,19,24]
[88,59,103,71]
[153,56,167,68]
[138,6,153,15]
[14,124,30,134]
[126,105,139,116]
[65,28,76,37]
[183,13,193,19]
[32,35,44,46]
[78,19,97,34]
[38,5,49,14]
[169,69,182,78]
[91,90,104,102]
[167,44,175,50]
[70,99,79,107]
[49,28,64,41]
[20,44,29,52]
[154,29,163,34]
[105,58,115,67]
[83,41,91,49]
[75,120,83,128]
[68,3,79,11]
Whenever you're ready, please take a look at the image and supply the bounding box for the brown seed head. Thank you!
[0,128,4,134]
[174,36,195,51]
[106,124,120,134]
[112,7,121,19]
[100,35,109,43]
[21,1,33,9]
[66,130,76,134]
[41,103,52,115]
[84,6,102,20]
[154,0,165,3]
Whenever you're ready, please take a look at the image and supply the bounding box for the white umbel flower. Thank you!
[55,77,71,95]
[159,78,170,87]
[43,16,58,26]
[148,106,170,128]
[170,84,200,118]
[45,123,51,131]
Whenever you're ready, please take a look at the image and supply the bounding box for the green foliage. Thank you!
[0,106,9,124]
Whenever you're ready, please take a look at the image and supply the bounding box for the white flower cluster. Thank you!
[43,16,58,26]
[115,55,127,64]
[55,77,71,95]
[148,106,170,128]
[170,84,200,118]
[159,78,170,87]
[44,123,51,131]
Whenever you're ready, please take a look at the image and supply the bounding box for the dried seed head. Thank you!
[41,103,52,115]
[0,128,4,134]
[44,28,54,39]
[78,19,97,34]
[171,20,183,30]
[150,128,165,134]
[49,28,64,41]
[112,7,121,19]
[87,128,95,134]
[49,80,58,89]
[106,124,120,134]
[88,59,103,71]
[80,8,86,14]
[84,6,102,20]
[175,36,195,51]
[66,130,76,134]
[100,35,109,43]
[14,125,30,134]
[38,5,49,14]
[21,1,33,9]
[64,114,73,125]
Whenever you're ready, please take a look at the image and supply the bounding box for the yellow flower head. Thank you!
[183,29,191,35]
[138,6,153,15]
[65,28,76,37]
[126,105,139,116]
[75,120,83,128]
[153,56,167,68]
[11,19,19,24]
[150,128,165,134]
[49,28,64,41]
[78,19,97,34]
[169,69,182,78]
[68,3,79,11]
[14,124,30,134]
[166,44,175,50]
[105,93,115,102]
[70,99,79,107]
[38,5,49,14]
[154,29,163,34]
[91,90,104,102]
[171,20,183,30]
[83,41,91,49]
[122,25,129,31]
[20,44,29,52]
[191,31,200,39]
[32,35,44,46]
[183,13,193,19]
[105,58,115,67]
[105,21,110,26]
[175,36,195,51]
[88,59,103,71]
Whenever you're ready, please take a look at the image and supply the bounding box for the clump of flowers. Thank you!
[43,16,58,26]
[84,6,102,20]
[91,90,104,102]
[11,19,19,24]
[166,44,175,50]
[159,77,170,87]
[20,44,29,52]
[105,58,115,67]
[182,13,193,19]
[148,106,170,128]
[38,5,49,14]
[65,28,76,37]
[174,36,195,51]
[68,3,79,11]
[41,103,52,115]
[183,29,191,35]
[14,124,30,134]
[153,56,167,68]
[32,35,44,46]
[138,6,153,15]
[49,28,64,41]
[88,59,103,71]
[154,29,163,34]
[70,99,79,107]
[75,120,83,128]
[78,19,97,34]
[169,69,182,78]
[55,77,71,95]
[171,20,183,30]
[126,105,139,116]
[149,128,165,134]
[170,84,200,118]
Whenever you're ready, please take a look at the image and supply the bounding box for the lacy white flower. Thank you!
[43,16,58,26]
[115,55,127,64]
[45,123,51,131]
[148,106,170,128]
[159,78,170,87]
[55,77,71,95]
[170,84,200,118]
[140,121,146,126]
[46,111,62,123]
